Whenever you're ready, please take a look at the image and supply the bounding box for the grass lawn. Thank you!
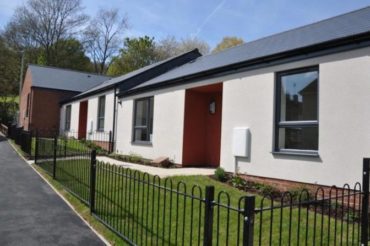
[36,159,361,245]
[32,137,91,158]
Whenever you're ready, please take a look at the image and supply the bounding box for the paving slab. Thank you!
[97,156,216,178]
[0,136,105,246]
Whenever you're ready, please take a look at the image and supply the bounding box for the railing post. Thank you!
[64,137,67,158]
[90,149,97,214]
[109,130,113,153]
[52,134,57,179]
[203,186,215,246]
[34,130,38,163]
[361,158,370,246]
[243,196,255,246]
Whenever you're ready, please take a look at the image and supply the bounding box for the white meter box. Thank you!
[232,127,250,157]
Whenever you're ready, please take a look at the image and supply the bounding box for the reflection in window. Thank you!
[133,97,154,142]
[275,67,319,153]
[65,105,71,131]
[97,96,105,131]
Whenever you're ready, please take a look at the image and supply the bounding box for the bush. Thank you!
[231,175,247,189]
[288,185,311,201]
[259,184,280,197]
[214,167,227,182]
[128,152,143,163]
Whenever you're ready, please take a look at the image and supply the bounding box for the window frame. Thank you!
[132,96,154,144]
[273,66,319,156]
[65,105,72,131]
[97,95,106,132]
[25,93,30,117]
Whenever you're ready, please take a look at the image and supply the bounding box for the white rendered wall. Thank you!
[220,47,370,187]
[115,90,185,163]
[60,89,115,140]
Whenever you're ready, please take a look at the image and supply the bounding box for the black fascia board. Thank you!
[117,49,201,92]
[119,32,370,98]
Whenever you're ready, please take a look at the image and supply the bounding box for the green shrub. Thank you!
[288,185,311,201]
[259,184,280,196]
[214,167,227,182]
[128,152,143,163]
[231,175,246,189]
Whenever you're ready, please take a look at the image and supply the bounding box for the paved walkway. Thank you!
[0,135,105,246]
[97,156,216,178]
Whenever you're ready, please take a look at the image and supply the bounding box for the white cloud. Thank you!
[191,0,227,38]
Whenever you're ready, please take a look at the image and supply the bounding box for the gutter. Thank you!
[119,31,370,97]
[112,86,117,152]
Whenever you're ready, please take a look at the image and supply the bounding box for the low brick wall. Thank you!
[239,174,363,208]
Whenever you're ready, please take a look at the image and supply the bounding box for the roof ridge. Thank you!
[28,64,112,78]
[203,5,370,58]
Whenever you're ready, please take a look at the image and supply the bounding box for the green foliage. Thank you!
[109,152,150,165]
[49,38,92,72]
[288,185,312,201]
[258,184,280,196]
[231,175,247,189]
[128,152,143,163]
[0,97,18,125]
[107,36,158,76]
[79,139,108,155]
[212,36,244,53]
[214,167,227,182]
[0,37,20,97]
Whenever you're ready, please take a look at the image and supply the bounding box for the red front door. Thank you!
[182,83,223,167]
[78,101,88,139]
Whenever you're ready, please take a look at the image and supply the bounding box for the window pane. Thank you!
[280,70,318,121]
[135,100,149,126]
[134,128,149,141]
[278,127,318,151]
[65,106,71,130]
[98,118,104,130]
[98,96,105,117]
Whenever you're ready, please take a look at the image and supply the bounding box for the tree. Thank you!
[84,8,128,74]
[0,36,20,124]
[4,0,88,65]
[49,39,92,72]
[212,36,244,53]
[0,36,20,97]
[107,36,157,76]
[155,36,210,60]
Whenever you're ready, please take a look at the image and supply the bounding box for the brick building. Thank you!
[19,65,109,131]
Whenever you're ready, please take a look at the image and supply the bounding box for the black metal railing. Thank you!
[8,125,33,157]
[8,127,114,160]
[33,131,370,246]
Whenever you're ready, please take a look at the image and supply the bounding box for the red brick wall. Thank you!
[19,69,32,130]
[30,88,77,131]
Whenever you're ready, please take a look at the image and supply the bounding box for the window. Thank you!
[133,97,154,143]
[25,93,30,117]
[97,96,105,131]
[65,105,71,131]
[274,67,319,154]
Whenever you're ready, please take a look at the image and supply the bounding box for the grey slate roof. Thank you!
[74,56,175,97]
[126,6,370,94]
[29,64,110,92]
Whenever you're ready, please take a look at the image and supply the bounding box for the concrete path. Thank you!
[0,135,105,246]
[97,156,216,178]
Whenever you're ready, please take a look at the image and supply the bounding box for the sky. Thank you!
[1,0,370,48]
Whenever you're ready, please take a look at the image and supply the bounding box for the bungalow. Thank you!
[59,50,202,147]
[109,7,370,187]
[19,65,109,131]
